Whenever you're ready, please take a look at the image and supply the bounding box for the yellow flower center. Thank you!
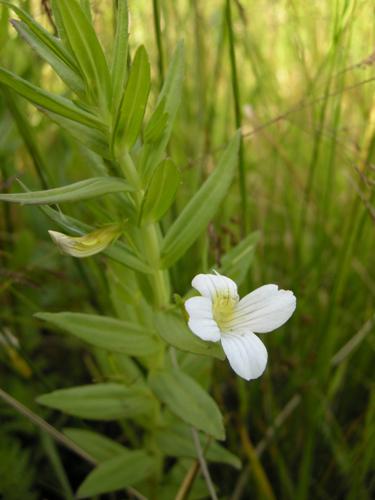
[212,293,238,331]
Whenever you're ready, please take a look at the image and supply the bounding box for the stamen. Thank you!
[212,291,238,332]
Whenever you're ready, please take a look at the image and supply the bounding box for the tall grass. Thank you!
[0,0,374,498]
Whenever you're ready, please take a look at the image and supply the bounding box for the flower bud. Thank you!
[48,225,121,258]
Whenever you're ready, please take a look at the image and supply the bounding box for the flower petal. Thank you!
[231,285,296,333]
[191,273,238,301]
[221,331,268,380]
[185,297,220,341]
[185,296,213,320]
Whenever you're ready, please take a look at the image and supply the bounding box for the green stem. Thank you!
[225,0,247,235]
[152,0,164,87]
[120,151,170,307]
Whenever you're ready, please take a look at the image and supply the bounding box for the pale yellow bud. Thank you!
[48,225,121,258]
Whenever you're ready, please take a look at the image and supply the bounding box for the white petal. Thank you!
[221,332,268,380]
[231,286,296,333]
[185,296,213,320]
[185,297,220,341]
[191,273,238,301]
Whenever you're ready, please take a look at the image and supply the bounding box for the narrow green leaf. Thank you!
[158,41,184,122]
[63,428,127,463]
[50,0,69,47]
[149,369,225,440]
[11,19,85,95]
[140,159,180,224]
[140,42,184,181]
[105,241,152,274]
[143,97,168,145]
[35,312,161,356]
[76,451,154,498]
[54,0,111,107]
[155,312,225,360]
[220,231,260,285]
[43,110,111,158]
[161,132,240,267]
[111,0,128,113]
[37,383,155,420]
[40,205,153,274]
[0,1,9,48]
[40,434,74,500]
[115,45,150,150]
[156,422,241,469]
[0,1,78,69]
[79,0,92,20]
[0,68,104,130]
[3,88,49,189]
[0,177,132,205]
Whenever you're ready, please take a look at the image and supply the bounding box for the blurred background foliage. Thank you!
[0,0,374,499]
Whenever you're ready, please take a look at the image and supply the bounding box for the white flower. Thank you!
[185,273,296,381]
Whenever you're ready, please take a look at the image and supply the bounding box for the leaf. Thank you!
[143,97,168,145]
[40,205,153,274]
[2,88,49,188]
[161,132,240,268]
[115,45,150,150]
[63,428,127,462]
[53,0,111,107]
[0,177,132,205]
[105,241,152,274]
[79,0,92,20]
[140,42,184,181]
[155,422,241,469]
[50,0,69,47]
[0,68,103,130]
[11,19,85,95]
[42,110,111,158]
[0,1,78,69]
[111,0,128,113]
[35,312,161,356]
[149,369,225,440]
[155,311,225,360]
[140,159,180,224]
[220,231,260,285]
[37,383,155,420]
[76,451,154,498]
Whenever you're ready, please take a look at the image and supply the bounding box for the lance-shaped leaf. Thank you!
[143,97,168,145]
[115,45,150,150]
[63,428,128,463]
[0,177,133,205]
[53,0,111,107]
[0,68,103,130]
[35,312,161,356]
[161,132,240,268]
[140,159,180,224]
[11,19,85,95]
[111,0,129,113]
[76,451,154,498]
[220,231,260,285]
[155,311,225,360]
[155,422,241,469]
[140,42,184,181]
[2,0,84,94]
[37,383,155,420]
[0,1,78,69]
[149,369,225,440]
[43,110,111,158]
